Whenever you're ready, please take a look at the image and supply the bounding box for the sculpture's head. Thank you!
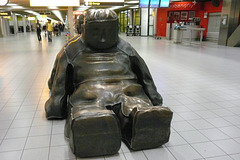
[82,9,119,50]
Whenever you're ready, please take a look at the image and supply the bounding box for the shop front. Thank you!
[156,0,223,41]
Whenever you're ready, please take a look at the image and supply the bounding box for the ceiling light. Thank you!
[52,10,64,22]
[6,3,17,6]
[125,1,139,4]
[48,6,58,9]
[0,0,8,6]
[11,5,25,9]
[109,5,128,10]
[129,5,139,8]
[30,0,79,6]
[77,5,90,11]
[25,10,40,16]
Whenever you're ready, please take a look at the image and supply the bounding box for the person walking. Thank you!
[46,20,53,42]
[36,20,41,41]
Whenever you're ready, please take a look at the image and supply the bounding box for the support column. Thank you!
[12,13,18,34]
[218,0,240,45]
[68,6,74,38]
[0,17,3,37]
[22,15,26,33]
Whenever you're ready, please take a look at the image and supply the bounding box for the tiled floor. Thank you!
[0,32,240,160]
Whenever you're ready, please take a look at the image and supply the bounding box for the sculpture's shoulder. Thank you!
[64,35,85,60]
[117,38,137,56]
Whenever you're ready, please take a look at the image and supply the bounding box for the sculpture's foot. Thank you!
[68,108,121,158]
[129,106,173,150]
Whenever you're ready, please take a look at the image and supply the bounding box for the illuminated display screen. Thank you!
[150,0,159,8]
[160,0,170,7]
[139,0,149,8]
[84,0,124,6]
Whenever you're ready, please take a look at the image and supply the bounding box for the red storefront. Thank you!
[156,0,223,39]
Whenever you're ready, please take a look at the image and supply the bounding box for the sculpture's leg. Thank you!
[114,104,173,150]
[129,106,173,150]
[65,106,121,158]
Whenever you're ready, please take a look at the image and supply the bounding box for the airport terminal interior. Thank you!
[1,0,240,160]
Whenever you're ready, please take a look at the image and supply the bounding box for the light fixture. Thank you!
[125,1,139,4]
[51,10,64,22]
[0,0,8,6]
[11,5,25,9]
[48,6,58,9]
[6,3,17,6]
[193,0,197,5]
[30,0,79,6]
[25,10,40,16]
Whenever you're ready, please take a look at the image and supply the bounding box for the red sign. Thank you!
[169,2,203,11]
[73,11,85,15]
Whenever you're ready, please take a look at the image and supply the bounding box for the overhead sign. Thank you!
[139,0,149,8]
[150,0,159,8]
[30,0,79,6]
[160,0,170,8]
[0,11,10,16]
[84,0,124,6]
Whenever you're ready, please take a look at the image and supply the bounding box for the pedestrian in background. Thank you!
[47,20,53,42]
[36,20,41,41]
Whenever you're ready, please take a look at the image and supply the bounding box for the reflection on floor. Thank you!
[0,32,240,160]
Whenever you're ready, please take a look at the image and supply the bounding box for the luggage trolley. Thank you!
[134,25,140,36]
[126,25,134,36]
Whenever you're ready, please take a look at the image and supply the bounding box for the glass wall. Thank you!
[118,9,140,33]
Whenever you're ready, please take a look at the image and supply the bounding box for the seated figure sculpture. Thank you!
[45,9,173,158]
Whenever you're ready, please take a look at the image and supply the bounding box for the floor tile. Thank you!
[52,125,65,134]
[5,127,30,139]
[124,151,147,160]
[0,150,22,160]
[15,111,35,119]
[205,155,234,160]
[25,135,50,149]
[179,130,209,144]
[0,129,7,139]
[165,132,188,147]
[219,126,240,138]
[29,125,52,136]
[168,144,202,160]
[214,139,240,154]
[199,128,230,141]
[188,119,214,130]
[10,119,33,128]
[21,147,49,160]
[205,117,232,128]
[171,121,196,132]
[50,134,68,146]
[230,154,240,160]
[0,138,26,152]
[143,147,176,160]
[191,142,226,158]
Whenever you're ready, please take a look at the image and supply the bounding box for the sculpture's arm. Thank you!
[48,46,65,90]
[45,51,70,119]
[130,51,163,106]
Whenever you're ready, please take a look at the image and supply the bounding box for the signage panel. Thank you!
[84,0,124,6]
[0,11,10,16]
[150,0,159,8]
[160,0,170,8]
[140,0,149,8]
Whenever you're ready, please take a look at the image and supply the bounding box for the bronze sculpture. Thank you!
[45,9,173,158]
